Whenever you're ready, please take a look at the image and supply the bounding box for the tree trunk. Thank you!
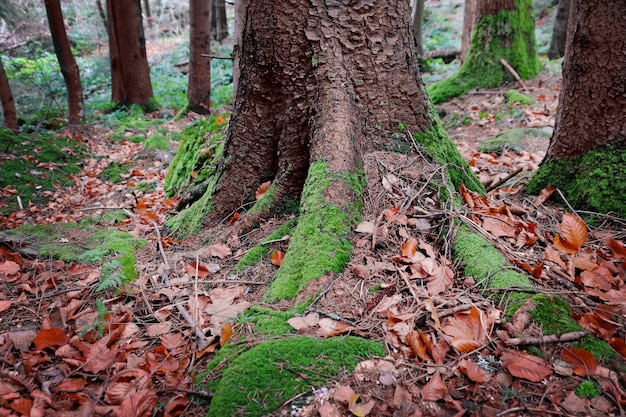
[166,0,482,301]
[211,0,228,42]
[0,56,18,132]
[232,0,244,97]
[44,0,84,124]
[412,0,425,56]
[527,0,626,216]
[459,0,477,63]
[187,0,211,114]
[428,0,540,104]
[107,0,154,107]
[143,0,152,27]
[547,0,569,59]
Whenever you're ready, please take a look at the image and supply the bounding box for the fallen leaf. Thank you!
[271,250,284,266]
[561,348,597,376]
[33,328,68,350]
[534,184,555,206]
[0,260,20,275]
[117,389,157,417]
[255,181,271,200]
[348,393,375,417]
[220,322,233,346]
[501,350,552,382]
[0,300,13,314]
[206,242,232,258]
[554,212,587,254]
[458,359,485,383]
[185,262,210,278]
[355,221,375,234]
[400,237,418,258]
[421,371,447,401]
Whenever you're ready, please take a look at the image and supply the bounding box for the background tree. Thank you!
[428,0,540,104]
[187,0,211,114]
[44,0,84,124]
[211,0,228,42]
[106,0,154,108]
[0,56,17,131]
[527,0,626,216]
[412,0,425,56]
[166,0,481,301]
[547,0,569,59]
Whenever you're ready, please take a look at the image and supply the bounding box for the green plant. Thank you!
[574,380,600,398]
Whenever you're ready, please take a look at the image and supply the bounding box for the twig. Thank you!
[504,331,588,346]
[486,167,523,192]
[199,54,233,60]
[500,58,526,89]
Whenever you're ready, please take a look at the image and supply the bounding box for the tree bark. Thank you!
[143,0,152,27]
[107,0,154,107]
[412,0,425,56]
[232,0,245,97]
[187,0,211,114]
[459,0,477,63]
[429,0,540,104]
[0,56,18,132]
[44,0,84,124]
[211,0,228,42]
[547,0,570,60]
[527,0,626,216]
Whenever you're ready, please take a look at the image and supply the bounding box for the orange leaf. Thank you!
[407,330,430,362]
[458,359,485,383]
[609,337,626,359]
[33,328,68,350]
[255,181,271,201]
[605,238,626,259]
[185,262,210,278]
[228,212,240,226]
[400,237,418,258]
[501,350,552,382]
[271,250,284,266]
[220,322,233,347]
[0,300,13,314]
[421,371,447,401]
[561,348,598,376]
[135,200,148,215]
[555,212,587,254]
[117,389,157,417]
[0,260,20,275]
[10,398,33,416]
[534,184,555,206]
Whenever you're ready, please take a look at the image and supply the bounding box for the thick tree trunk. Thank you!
[527,0,626,216]
[107,0,154,107]
[45,0,84,124]
[0,57,18,132]
[211,0,228,42]
[187,0,211,114]
[429,0,540,104]
[547,0,570,60]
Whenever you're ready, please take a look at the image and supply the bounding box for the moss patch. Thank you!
[207,336,383,417]
[164,177,217,239]
[526,145,626,217]
[234,219,297,272]
[505,89,535,105]
[427,0,540,104]
[478,127,550,153]
[99,161,133,183]
[263,162,361,302]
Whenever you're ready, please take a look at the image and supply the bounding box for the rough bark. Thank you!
[232,0,244,97]
[547,0,570,59]
[459,0,477,63]
[107,0,154,107]
[0,57,17,132]
[44,0,84,124]
[429,0,540,104]
[211,0,228,42]
[527,0,626,216]
[187,0,211,114]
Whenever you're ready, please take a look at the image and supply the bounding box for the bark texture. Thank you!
[45,0,84,124]
[211,0,228,42]
[107,0,154,106]
[547,0,570,59]
[527,0,626,216]
[187,0,211,114]
[0,57,18,132]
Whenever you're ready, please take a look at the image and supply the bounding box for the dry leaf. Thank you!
[185,262,210,278]
[534,184,555,206]
[33,328,68,350]
[271,250,284,266]
[255,181,271,200]
[561,348,598,376]
[0,260,20,275]
[348,393,375,417]
[207,242,231,259]
[554,212,587,254]
[501,350,552,382]
[458,359,485,382]
[421,371,447,401]
[220,322,233,346]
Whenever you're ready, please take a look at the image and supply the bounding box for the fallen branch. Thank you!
[500,58,526,89]
[504,331,588,346]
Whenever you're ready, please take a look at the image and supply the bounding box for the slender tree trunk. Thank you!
[547,0,570,59]
[459,0,477,63]
[0,57,18,132]
[528,0,626,216]
[232,0,244,98]
[211,0,228,42]
[412,0,425,56]
[143,0,152,27]
[188,0,211,114]
[107,0,154,107]
[95,0,108,33]
[44,0,84,124]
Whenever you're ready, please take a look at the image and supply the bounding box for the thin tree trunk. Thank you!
[412,0,425,56]
[460,0,477,63]
[188,0,211,114]
[547,0,570,59]
[143,0,152,27]
[0,57,18,132]
[95,0,108,32]
[44,0,84,124]
[211,0,228,42]
[232,0,244,98]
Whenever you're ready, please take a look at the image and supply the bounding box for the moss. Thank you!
[90,229,146,256]
[527,145,626,217]
[144,134,170,151]
[234,219,297,271]
[164,177,217,238]
[247,182,278,216]
[99,161,133,183]
[478,128,550,153]
[505,89,535,105]
[242,305,297,337]
[453,225,533,312]
[574,380,600,399]
[263,162,359,302]
[427,0,540,104]
[207,336,384,417]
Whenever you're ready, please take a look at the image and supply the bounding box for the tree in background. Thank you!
[211,0,228,42]
[527,0,626,216]
[187,0,211,114]
[0,56,17,132]
[547,0,569,59]
[44,0,84,124]
[166,0,481,302]
[412,0,425,56]
[106,0,155,108]
[428,0,540,104]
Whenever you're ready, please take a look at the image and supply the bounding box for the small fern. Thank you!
[97,259,123,291]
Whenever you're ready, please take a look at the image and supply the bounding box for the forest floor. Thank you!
[1,61,626,417]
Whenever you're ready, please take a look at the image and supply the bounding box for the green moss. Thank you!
[234,219,297,271]
[164,177,217,238]
[577,335,615,361]
[478,128,550,153]
[207,336,384,417]
[574,380,600,399]
[505,89,535,105]
[144,134,170,151]
[263,162,359,302]
[99,161,133,183]
[241,306,297,337]
[453,225,532,312]
[427,0,540,104]
[90,229,146,256]
[527,145,626,217]
[248,182,278,216]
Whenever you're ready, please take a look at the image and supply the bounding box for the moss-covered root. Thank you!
[427,0,540,104]
[453,225,533,313]
[526,145,626,217]
[263,161,364,302]
[207,336,384,417]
